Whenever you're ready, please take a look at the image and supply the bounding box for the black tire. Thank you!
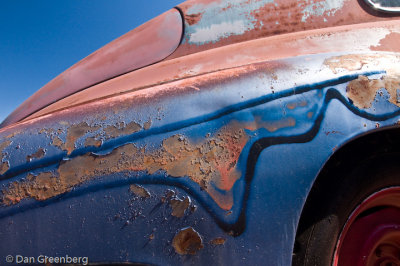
[292,153,400,266]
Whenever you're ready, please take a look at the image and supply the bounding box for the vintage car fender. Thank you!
[1,0,400,265]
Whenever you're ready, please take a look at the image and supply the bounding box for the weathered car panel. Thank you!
[171,0,397,58]
[1,49,400,264]
[1,0,400,265]
[20,20,400,122]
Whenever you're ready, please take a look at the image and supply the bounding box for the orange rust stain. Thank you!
[172,227,204,255]
[370,32,400,53]
[347,75,400,109]
[129,184,150,199]
[5,132,19,139]
[143,120,152,130]
[210,237,226,245]
[1,122,249,210]
[286,100,308,110]
[0,161,9,175]
[206,185,234,211]
[324,54,400,75]
[84,137,102,148]
[26,148,46,162]
[50,120,147,151]
[104,121,141,139]
[212,124,248,192]
[52,136,66,150]
[185,12,204,26]
[65,122,100,155]
[3,172,64,204]
[324,54,373,74]
[258,117,296,132]
[169,196,191,218]
[0,140,11,175]
[0,140,11,154]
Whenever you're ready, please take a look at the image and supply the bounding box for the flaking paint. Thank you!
[169,195,191,217]
[299,0,346,22]
[1,122,249,210]
[26,148,46,162]
[0,140,11,175]
[172,227,204,255]
[182,0,273,45]
[129,184,151,199]
[347,75,400,109]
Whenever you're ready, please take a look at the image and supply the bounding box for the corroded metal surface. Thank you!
[347,75,400,109]
[1,126,247,210]
[172,227,204,255]
[1,0,400,264]
[171,0,397,58]
[1,52,399,208]
[1,8,183,128]
[21,20,400,122]
[1,51,400,264]
[324,54,400,109]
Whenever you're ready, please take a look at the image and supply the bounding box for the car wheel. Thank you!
[293,154,400,266]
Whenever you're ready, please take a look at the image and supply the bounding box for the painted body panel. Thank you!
[1,51,400,264]
[172,0,396,57]
[1,9,183,128]
[1,0,400,265]
[21,20,400,123]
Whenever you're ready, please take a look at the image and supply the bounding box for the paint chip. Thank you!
[172,227,203,255]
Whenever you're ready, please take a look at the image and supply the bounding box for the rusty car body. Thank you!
[1,0,400,265]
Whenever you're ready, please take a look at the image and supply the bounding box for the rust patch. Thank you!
[65,122,100,154]
[84,137,102,148]
[172,227,203,255]
[185,12,203,26]
[370,33,400,53]
[52,136,66,150]
[161,189,176,203]
[286,100,308,110]
[0,140,11,154]
[26,148,46,162]
[253,117,296,133]
[324,54,374,74]
[0,161,10,175]
[173,0,387,59]
[1,122,248,210]
[324,54,400,75]
[169,196,191,218]
[143,120,152,130]
[0,140,11,175]
[210,237,226,245]
[129,184,150,199]
[347,75,400,109]
[104,121,141,139]
[3,172,61,204]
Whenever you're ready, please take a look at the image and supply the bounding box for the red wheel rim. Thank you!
[333,187,400,266]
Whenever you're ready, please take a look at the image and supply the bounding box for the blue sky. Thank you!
[0,0,184,123]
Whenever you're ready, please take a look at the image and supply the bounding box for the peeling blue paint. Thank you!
[299,0,346,22]
[184,0,274,45]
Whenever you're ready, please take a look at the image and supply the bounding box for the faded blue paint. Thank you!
[1,52,400,265]
[298,0,346,22]
[183,0,274,45]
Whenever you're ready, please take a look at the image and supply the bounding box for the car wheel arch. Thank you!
[293,125,400,265]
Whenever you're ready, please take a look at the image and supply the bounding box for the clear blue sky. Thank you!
[0,0,184,123]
